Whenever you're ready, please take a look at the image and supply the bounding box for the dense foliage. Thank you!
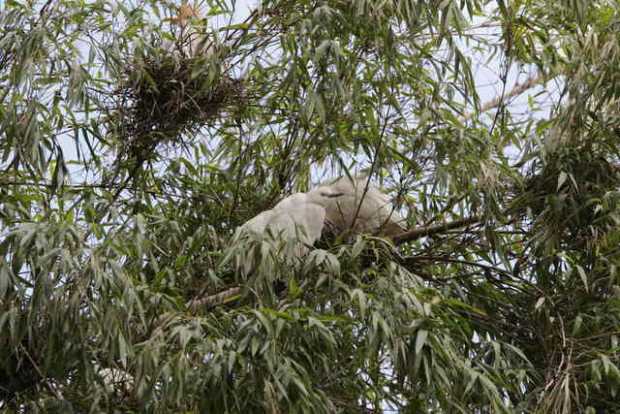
[1,0,620,412]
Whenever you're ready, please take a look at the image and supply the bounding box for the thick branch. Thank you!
[391,216,481,245]
[187,287,241,311]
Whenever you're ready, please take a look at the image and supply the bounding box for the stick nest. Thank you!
[112,38,244,164]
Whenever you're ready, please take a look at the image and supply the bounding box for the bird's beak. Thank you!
[321,192,345,198]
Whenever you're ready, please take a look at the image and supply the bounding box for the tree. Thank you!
[1,0,619,412]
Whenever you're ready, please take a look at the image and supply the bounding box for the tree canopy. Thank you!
[1,0,620,412]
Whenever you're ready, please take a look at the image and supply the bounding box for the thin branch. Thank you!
[463,72,548,121]
[19,344,63,400]
[0,179,213,201]
[405,254,513,278]
[352,110,389,231]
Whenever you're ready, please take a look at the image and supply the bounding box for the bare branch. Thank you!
[391,216,481,245]
[463,72,548,121]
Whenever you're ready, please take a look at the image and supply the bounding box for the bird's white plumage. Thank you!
[311,175,405,237]
[238,192,329,256]
[273,193,327,245]
[239,209,279,234]
[237,175,405,257]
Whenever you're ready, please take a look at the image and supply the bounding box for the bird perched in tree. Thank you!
[237,189,341,257]
[310,175,406,237]
[237,175,405,257]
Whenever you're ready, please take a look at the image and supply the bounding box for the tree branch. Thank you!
[187,287,242,311]
[463,72,548,121]
[391,215,481,245]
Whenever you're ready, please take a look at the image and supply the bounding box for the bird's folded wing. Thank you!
[280,203,326,245]
[238,209,278,234]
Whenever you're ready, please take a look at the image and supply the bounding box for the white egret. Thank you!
[310,175,406,237]
[236,175,405,257]
[237,189,341,256]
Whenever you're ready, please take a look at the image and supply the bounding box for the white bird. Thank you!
[237,190,340,257]
[240,194,323,244]
[236,176,405,258]
[310,175,406,237]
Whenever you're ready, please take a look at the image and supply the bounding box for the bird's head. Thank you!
[307,186,344,207]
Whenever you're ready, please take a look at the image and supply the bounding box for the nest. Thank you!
[112,37,244,166]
